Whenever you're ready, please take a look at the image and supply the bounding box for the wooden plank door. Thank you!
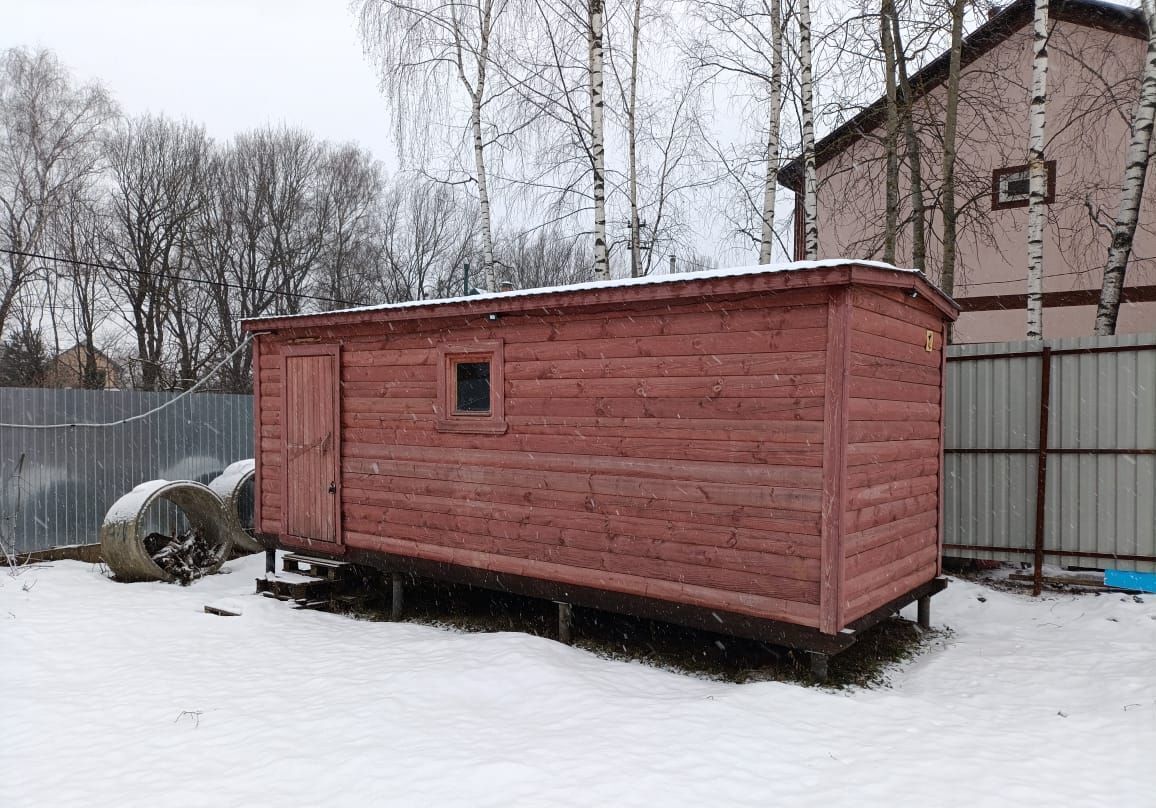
[282,345,341,549]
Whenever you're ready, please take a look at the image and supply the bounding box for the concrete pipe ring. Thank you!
[208,459,260,553]
[100,479,234,583]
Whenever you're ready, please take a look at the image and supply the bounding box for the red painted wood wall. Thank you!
[247,263,957,635]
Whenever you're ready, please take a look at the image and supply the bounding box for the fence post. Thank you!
[1033,347,1052,597]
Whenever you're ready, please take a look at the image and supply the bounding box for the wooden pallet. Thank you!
[256,554,373,610]
[255,575,335,603]
[281,553,353,581]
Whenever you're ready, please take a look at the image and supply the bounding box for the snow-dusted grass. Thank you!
[2,554,1153,807]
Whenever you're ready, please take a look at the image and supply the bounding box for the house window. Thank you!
[455,361,491,413]
[992,161,1056,210]
[437,340,506,434]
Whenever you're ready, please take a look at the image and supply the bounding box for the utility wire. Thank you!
[0,246,359,308]
[0,333,259,430]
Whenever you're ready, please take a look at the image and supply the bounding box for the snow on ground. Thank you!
[2,554,1153,808]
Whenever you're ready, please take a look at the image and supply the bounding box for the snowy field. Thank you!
[2,554,1153,808]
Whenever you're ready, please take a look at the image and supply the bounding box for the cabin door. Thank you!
[282,345,342,551]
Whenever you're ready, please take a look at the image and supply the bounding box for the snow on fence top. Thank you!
[241,258,932,326]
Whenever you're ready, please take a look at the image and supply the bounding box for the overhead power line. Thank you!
[0,333,260,430]
[0,246,359,308]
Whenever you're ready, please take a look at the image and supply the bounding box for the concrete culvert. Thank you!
[208,459,260,553]
[100,480,233,584]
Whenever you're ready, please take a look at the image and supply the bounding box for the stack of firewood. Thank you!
[144,529,223,586]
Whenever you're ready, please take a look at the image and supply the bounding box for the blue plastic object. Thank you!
[1104,570,1156,593]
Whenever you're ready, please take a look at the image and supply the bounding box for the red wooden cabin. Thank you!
[244,260,958,665]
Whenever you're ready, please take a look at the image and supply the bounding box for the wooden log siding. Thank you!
[841,287,947,622]
[257,343,284,535]
[344,298,824,624]
[248,263,957,635]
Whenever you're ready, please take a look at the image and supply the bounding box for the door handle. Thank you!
[328,481,336,494]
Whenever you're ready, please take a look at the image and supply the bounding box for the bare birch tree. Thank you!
[939,0,967,301]
[880,0,900,265]
[1094,0,1156,335]
[495,226,591,288]
[689,0,790,262]
[191,128,326,392]
[167,268,217,389]
[314,143,385,308]
[888,4,926,270]
[1026,0,1050,339]
[357,0,510,289]
[799,0,819,259]
[760,0,784,265]
[0,48,114,340]
[499,0,613,279]
[588,0,610,279]
[378,179,478,302]
[633,80,712,275]
[103,116,210,390]
[625,0,643,277]
[600,2,708,276]
[47,185,112,388]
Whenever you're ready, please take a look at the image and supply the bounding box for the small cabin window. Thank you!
[437,340,506,434]
[455,361,491,413]
[992,161,1055,210]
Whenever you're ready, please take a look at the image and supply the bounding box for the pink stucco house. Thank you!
[779,0,1155,342]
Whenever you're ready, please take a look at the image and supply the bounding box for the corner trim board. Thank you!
[820,285,852,634]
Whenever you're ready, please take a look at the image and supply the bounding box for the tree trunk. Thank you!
[82,336,101,389]
[799,0,819,260]
[471,101,497,290]
[759,0,784,264]
[881,0,900,265]
[891,10,926,270]
[589,0,610,280]
[0,271,22,344]
[1095,1,1156,335]
[628,0,643,277]
[1027,0,1050,340]
[0,247,37,344]
[940,0,966,305]
[472,0,498,291]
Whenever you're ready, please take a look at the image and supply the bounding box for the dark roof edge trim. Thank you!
[241,264,959,333]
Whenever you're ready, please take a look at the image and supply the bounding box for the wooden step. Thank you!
[256,575,335,602]
[282,553,351,581]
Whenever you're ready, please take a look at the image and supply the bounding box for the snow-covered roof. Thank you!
[243,258,929,325]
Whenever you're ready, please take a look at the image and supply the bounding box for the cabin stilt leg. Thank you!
[557,602,573,645]
[265,548,276,575]
[808,651,828,681]
[391,572,404,620]
[917,595,931,630]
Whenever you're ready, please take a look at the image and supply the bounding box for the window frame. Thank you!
[991,161,1056,210]
[436,339,507,434]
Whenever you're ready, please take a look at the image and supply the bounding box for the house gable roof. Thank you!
[52,344,117,365]
[777,0,1146,191]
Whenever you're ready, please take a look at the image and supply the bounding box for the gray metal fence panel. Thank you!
[945,333,1156,572]
[0,388,252,555]
[5,335,1153,571]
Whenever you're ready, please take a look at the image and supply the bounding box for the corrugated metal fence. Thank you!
[0,389,252,555]
[3,334,1154,572]
[944,333,1156,573]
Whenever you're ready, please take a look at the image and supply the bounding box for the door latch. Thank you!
[328,481,336,494]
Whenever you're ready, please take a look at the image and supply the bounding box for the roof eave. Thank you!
[242,262,958,334]
[776,0,1146,191]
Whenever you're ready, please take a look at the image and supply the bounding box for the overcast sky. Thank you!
[2,0,398,169]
